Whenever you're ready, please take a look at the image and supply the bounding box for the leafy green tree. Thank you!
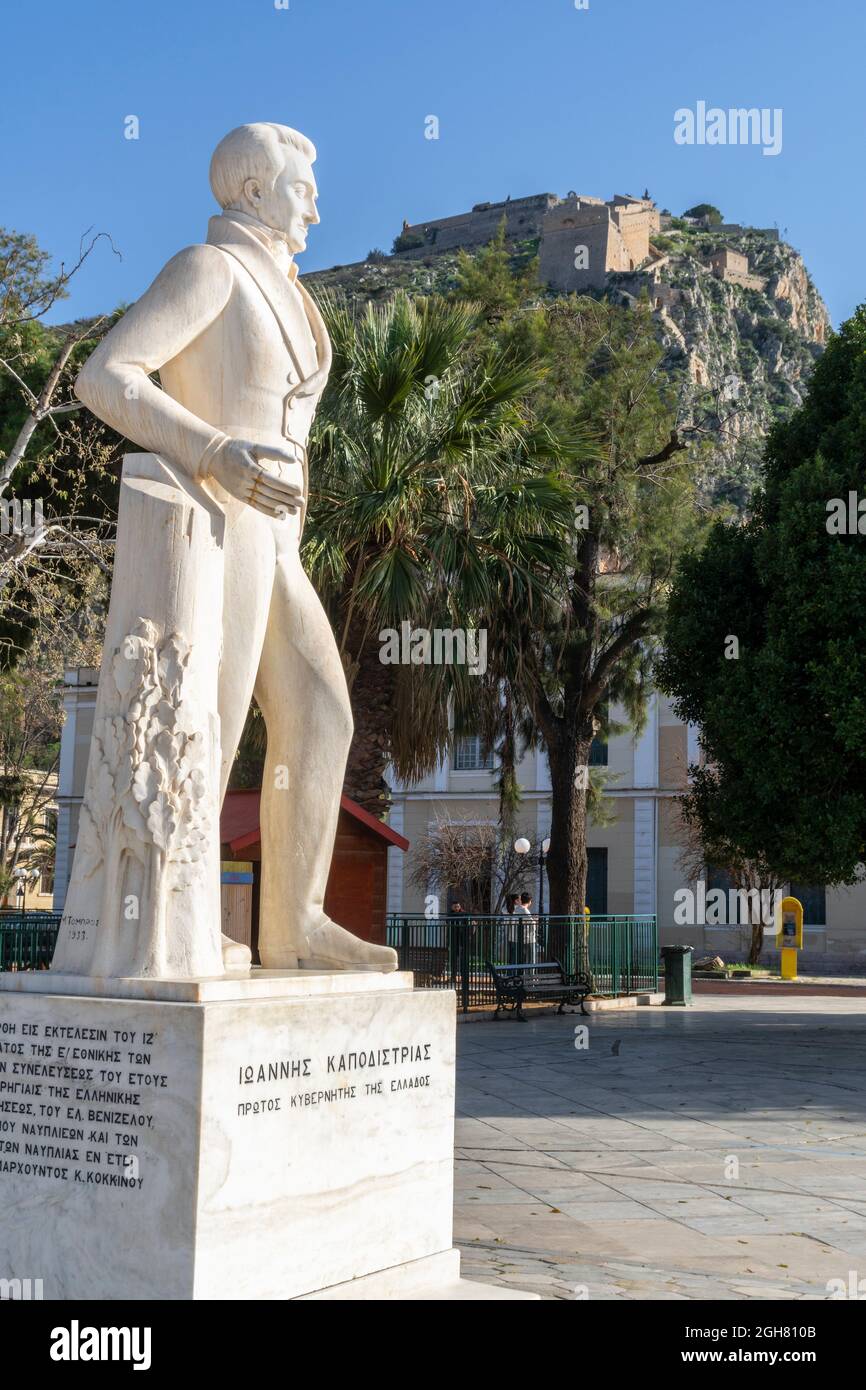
[486,295,701,914]
[392,231,425,254]
[674,792,784,965]
[657,307,866,889]
[453,218,539,322]
[683,204,723,225]
[304,289,572,815]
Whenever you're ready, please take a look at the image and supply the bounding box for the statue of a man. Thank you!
[50,123,397,978]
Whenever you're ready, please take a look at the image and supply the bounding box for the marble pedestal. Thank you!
[0,971,535,1300]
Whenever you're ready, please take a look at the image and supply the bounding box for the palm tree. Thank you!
[304,290,574,815]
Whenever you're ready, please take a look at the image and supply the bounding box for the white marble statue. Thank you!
[50,123,397,978]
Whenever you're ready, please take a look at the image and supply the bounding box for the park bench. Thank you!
[487,959,591,1020]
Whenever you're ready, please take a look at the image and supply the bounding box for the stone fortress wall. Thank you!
[539,198,621,292]
[399,190,664,292]
[397,193,558,255]
[397,190,768,298]
[707,247,767,292]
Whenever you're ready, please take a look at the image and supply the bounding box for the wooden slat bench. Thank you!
[487,960,591,1020]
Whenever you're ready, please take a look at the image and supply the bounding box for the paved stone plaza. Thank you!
[454,997,866,1300]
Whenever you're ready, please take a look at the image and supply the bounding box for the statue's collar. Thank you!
[209,208,299,282]
[205,211,332,422]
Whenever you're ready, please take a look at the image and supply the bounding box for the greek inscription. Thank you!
[0,1016,168,1193]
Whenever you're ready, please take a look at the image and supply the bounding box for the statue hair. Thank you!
[209,123,317,209]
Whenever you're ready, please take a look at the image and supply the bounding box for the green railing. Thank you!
[385,913,658,1009]
[1,911,659,997]
[0,912,62,972]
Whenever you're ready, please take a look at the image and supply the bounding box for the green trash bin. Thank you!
[661,945,693,1006]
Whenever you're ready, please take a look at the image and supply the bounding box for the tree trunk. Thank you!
[545,727,593,967]
[342,621,397,817]
[493,690,519,912]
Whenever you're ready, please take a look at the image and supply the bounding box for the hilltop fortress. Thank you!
[394,190,777,295]
[541,192,663,289]
[307,187,829,489]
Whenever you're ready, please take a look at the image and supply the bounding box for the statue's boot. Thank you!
[221,920,398,973]
[298,920,398,973]
[222,934,252,971]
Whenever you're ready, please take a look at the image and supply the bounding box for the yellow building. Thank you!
[385,694,866,973]
[0,767,58,912]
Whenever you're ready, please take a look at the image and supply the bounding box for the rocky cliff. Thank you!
[609,222,830,504]
[305,213,831,509]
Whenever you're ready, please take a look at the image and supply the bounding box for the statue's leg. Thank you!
[254,545,397,972]
[218,507,276,804]
[216,506,276,968]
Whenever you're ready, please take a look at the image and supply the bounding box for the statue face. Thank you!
[243,147,319,254]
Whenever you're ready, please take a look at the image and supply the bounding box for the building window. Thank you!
[588,733,608,766]
[788,883,826,926]
[587,847,608,916]
[453,735,494,772]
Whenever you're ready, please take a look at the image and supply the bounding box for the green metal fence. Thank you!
[0,912,62,972]
[0,911,659,996]
[385,913,658,1009]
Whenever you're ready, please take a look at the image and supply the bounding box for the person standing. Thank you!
[447,899,466,985]
[518,891,538,964]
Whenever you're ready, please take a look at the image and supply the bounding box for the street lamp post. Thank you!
[513,836,551,914]
[12,866,40,919]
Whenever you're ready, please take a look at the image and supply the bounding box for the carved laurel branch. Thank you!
[79,618,211,890]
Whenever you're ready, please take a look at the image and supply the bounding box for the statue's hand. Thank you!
[206,438,304,517]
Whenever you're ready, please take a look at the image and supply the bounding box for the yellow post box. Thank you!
[775,895,803,980]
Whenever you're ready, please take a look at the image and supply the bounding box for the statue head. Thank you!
[209,123,319,254]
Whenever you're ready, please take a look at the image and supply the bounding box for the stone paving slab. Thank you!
[454,995,866,1299]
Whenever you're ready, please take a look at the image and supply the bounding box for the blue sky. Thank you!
[3,0,862,327]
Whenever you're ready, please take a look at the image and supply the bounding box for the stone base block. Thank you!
[299,1248,539,1300]
[0,972,476,1300]
[584,995,639,1013]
